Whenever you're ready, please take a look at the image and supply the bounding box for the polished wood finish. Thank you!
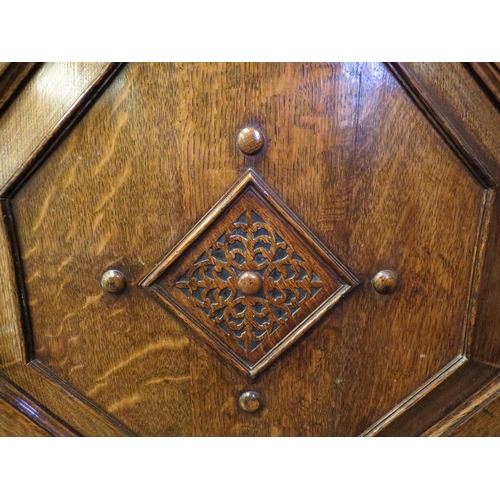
[1,62,500,436]
[468,63,500,108]
[0,62,123,196]
[0,63,131,437]
[238,390,263,413]
[387,62,500,188]
[0,62,38,112]
[0,399,49,437]
[371,360,497,436]
[424,374,500,436]
[0,374,78,436]
[371,269,398,294]
[448,386,500,437]
[141,170,357,378]
[101,269,127,294]
[237,127,265,155]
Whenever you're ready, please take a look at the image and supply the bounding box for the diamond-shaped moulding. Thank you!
[140,170,359,378]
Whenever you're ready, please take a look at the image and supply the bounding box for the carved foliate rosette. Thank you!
[140,170,358,377]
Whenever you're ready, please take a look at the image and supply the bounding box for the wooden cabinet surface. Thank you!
[1,62,500,436]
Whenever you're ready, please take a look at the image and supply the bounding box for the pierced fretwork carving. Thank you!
[175,210,324,353]
[141,170,358,377]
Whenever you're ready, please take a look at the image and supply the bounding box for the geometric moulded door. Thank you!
[1,62,500,436]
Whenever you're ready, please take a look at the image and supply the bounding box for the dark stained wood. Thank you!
[468,63,500,108]
[0,62,10,76]
[447,379,500,436]
[0,199,27,366]
[422,372,500,436]
[4,63,488,436]
[372,360,497,437]
[462,66,500,368]
[470,191,500,367]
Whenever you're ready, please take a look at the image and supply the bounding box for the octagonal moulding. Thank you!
[5,62,495,437]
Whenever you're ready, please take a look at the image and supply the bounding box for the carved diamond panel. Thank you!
[141,170,358,377]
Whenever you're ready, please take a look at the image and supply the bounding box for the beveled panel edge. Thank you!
[2,362,131,437]
[463,189,496,357]
[386,62,499,189]
[1,199,34,363]
[0,63,39,114]
[0,202,136,436]
[363,183,498,436]
[470,190,500,366]
[140,170,255,286]
[367,358,499,437]
[29,360,135,436]
[0,199,26,366]
[0,62,125,198]
[250,171,360,287]
[422,372,500,436]
[467,63,500,110]
[250,282,352,377]
[0,372,78,436]
[361,355,466,436]
[0,62,135,437]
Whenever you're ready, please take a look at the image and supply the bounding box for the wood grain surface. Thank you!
[448,384,500,436]
[468,63,500,108]
[0,398,49,437]
[390,63,500,188]
[7,63,488,436]
[0,62,38,113]
[0,62,121,196]
[143,170,356,377]
[419,372,500,436]
[0,373,78,436]
[0,63,131,436]
[373,359,498,436]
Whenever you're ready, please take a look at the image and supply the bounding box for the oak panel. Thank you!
[0,63,130,437]
[0,62,115,194]
[0,62,38,112]
[0,374,78,436]
[376,360,498,436]
[11,63,485,435]
[468,63,500,108]
[0,398,49,437]
[449,396,500,436]
[446,380,500,437]
[395,62,500,187]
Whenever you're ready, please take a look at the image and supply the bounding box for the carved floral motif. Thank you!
[141,171,357,377]
[175,210,324,353]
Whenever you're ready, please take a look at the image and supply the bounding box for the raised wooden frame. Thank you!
[1,62,500,436]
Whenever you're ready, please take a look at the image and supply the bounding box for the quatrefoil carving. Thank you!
[174,209,325,354]
[141,170,358,377]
